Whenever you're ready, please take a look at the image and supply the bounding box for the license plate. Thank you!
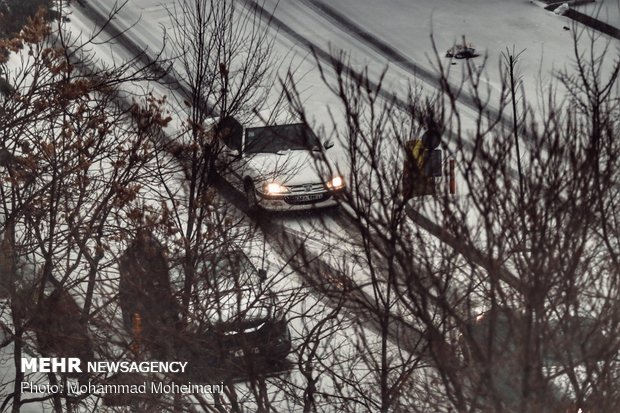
[293,194,322,202]
[233,347,260,357]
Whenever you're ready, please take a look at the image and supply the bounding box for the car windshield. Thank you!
[205,251,259,291]
[188,250,271,328]
[244,124,321,154]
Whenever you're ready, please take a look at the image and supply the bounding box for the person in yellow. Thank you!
[402,139,434,199]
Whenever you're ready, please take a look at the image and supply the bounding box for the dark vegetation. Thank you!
[0,0,59,39]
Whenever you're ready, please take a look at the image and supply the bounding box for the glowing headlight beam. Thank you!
[264,182,288,194]
[328,176,345,189]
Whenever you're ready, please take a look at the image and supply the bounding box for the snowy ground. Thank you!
[270,0,619,114]
[69,0,620,130]
[71,0,618,205]
[1,6,420,411]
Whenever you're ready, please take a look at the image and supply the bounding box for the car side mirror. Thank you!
[228,149,240,157]
[323,139,334,150]
[258,268,267,282]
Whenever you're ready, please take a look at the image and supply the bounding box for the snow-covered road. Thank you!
[54,1,620,409]
[66,0,620,344]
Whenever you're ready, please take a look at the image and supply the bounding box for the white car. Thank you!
[216,118,345,211]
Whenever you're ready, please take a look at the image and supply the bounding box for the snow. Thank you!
[263,0,618,115]
[555,3,570,15]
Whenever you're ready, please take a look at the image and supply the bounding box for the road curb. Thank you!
[530,0,620,40]
[565,8,620,40]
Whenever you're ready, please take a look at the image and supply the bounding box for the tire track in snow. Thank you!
[78,2,215,116]
[240,0,413,111]
[243,0,509,127]
[212,177,428,356]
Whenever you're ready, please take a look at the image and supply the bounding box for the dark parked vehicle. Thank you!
[118,234,291,376]
[177,249,291,377]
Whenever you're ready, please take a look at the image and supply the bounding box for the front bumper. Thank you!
[179,318,291,380]
[257,188,344,211]
[227,324,291,362]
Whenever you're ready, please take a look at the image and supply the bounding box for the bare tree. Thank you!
[3,0,618,412]
[281,18,620,413]
[0,4,175,411]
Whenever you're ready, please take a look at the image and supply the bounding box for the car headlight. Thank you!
[263,182,289,194]
[327,175,345,189]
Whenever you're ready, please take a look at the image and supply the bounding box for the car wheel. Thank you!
[245,182,259,211]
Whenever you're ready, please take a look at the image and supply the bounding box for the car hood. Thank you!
[246,150,333,186]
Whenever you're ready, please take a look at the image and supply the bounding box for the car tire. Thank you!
[245,181,259,211]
